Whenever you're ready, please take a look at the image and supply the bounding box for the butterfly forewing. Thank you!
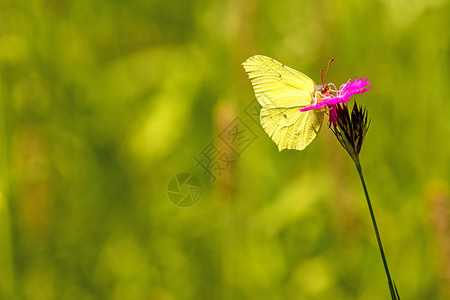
[242,55,316,107]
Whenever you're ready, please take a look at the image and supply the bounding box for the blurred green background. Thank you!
[1,0,449,299]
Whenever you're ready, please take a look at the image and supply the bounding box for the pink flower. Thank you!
[300,77,372,124]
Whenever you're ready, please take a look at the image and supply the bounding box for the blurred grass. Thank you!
[0,0,449,299]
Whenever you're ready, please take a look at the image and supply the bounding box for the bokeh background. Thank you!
[1,0,449,299]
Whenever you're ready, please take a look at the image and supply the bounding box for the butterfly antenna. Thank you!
[323,58,334,84]
[320,68,325,86]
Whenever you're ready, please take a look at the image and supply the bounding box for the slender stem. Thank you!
[355,161,398,300]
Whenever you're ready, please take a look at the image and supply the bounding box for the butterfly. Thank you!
[242,55,332,151]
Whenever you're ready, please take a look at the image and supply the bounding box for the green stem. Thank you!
[355,161,399,300]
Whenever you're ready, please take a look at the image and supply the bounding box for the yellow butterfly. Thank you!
[242,55,331,151]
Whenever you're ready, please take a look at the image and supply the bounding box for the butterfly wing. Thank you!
[242,55,316,107]
[261,106,324,151]
[242,55,324,151]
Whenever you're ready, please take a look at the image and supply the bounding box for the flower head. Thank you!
[330,102,370,163]
[300,77,372,124]
[330,77,372,105]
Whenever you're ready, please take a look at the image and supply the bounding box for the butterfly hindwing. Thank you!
[261,106,324,151]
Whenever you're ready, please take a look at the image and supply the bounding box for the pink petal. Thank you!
[299,78,371,113]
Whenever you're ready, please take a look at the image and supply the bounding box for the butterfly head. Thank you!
[311,59,334,105]
[311,83,331,105]
[317,84,331,96]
